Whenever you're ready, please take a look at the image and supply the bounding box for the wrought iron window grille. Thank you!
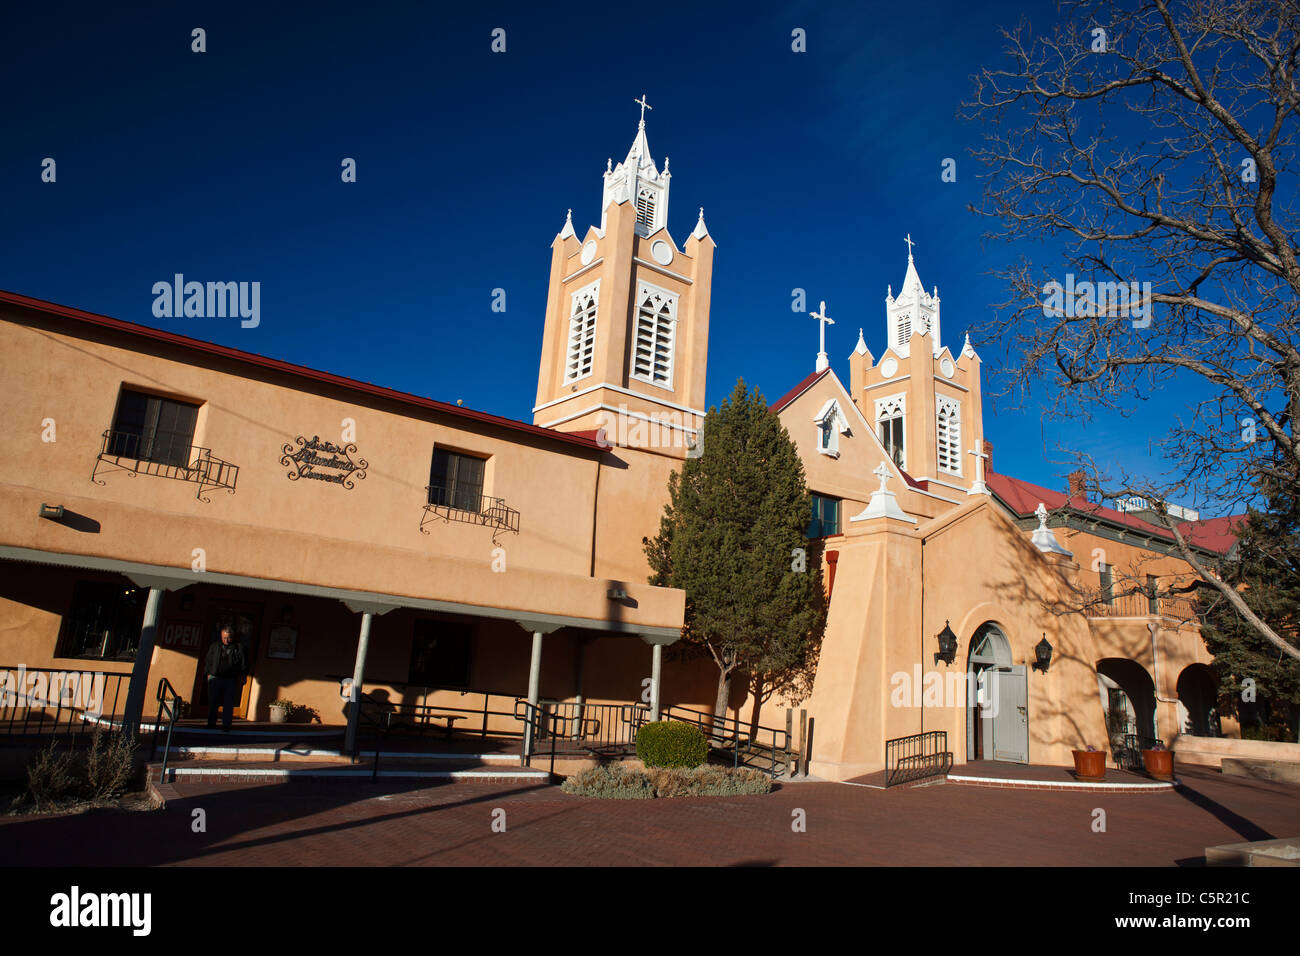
[91,428,238,502]
[420,486,520,545]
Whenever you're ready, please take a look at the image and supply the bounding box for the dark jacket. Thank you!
[205,640,247,679]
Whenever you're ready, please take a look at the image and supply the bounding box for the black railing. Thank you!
[420,487,520,541]
[885,731,953,788]
[517,700,650,773]
[149,677,184,780]
[1116,733,1164,773]
[92,428,238,502]
[659,704,793,778]
[329,678,529,741]
[0,666,130,744]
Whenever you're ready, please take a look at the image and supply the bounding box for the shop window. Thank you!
[57,580,147,660]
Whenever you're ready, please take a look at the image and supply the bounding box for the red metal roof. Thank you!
[985,470,1240,555]
[1177,514,1244,554]
[0,289,603,452]
[770,369,829,413]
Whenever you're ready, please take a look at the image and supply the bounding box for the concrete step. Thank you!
[159,744,525,764]
[153,758,550,784]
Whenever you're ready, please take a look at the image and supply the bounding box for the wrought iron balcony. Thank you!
[420,486,520,543]
[1081,586,1202,624]
[91,428,239,502]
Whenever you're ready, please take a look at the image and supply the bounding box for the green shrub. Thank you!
[635,721,708,769]
[84,729,138,799]
[25,742,80,809]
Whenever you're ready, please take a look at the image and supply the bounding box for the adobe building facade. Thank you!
[0,106,1236,777]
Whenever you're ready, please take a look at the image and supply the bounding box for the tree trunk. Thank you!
[712,667,732,744]
[748,673,765,740]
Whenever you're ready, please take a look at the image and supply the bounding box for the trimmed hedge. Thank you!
[636,720,708,769]
[561,764,772,798]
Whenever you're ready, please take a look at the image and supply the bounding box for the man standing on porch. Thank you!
[205,626,247,732]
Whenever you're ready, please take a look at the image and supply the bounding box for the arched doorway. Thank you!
[1176,664,1221,737]
[966,623,1028,763]
[1096,658,1158,768]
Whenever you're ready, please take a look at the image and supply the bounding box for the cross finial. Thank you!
[810,300,835,372]
[873,462,893,494]
[1034,503,1049,530]
[904,233,915,261]
[634,93,653,125]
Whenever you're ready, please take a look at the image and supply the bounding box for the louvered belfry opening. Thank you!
[632,284,676,388]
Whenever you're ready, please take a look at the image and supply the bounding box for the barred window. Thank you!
[631,282,676,388]
[428,449,487,514]
[565,281,599,383]
[109,389,199,468]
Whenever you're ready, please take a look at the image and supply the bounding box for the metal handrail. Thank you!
[326,678,528,740]
[150,677,184,781]
[659,703,793,777]
[884,730,952,788]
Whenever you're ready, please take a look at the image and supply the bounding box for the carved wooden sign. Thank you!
[280,436,368,489]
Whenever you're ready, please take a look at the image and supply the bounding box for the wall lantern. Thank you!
[1032,634,1053,673]
[934,621,958,666]
[39,503,64,520]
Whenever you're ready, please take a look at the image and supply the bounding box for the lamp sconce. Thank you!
[607,587,629,601]
[934,621,958,667]
[39,503,64,520]
[1032,634,1053,673]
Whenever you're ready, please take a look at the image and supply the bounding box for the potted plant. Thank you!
[1071,745,1106,781]
[269,698,294,724]
[1142,742,1174,780]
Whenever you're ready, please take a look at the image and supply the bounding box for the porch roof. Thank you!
[0,545,682,644]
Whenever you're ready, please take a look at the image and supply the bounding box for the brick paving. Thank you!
[1,765,1295,866]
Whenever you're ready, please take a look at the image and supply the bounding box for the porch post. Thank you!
[526,630,544,758]
[341,600,397,756]
[121,587,164,740]
[343,612,374,756]
[516,621,561,760]
[650,642,662,721]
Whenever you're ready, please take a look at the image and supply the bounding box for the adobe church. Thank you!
[527,103,1231,779]
[0,102,1232,780]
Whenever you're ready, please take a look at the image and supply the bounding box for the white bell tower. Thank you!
[601,94,671,237]
[885,234,941,357]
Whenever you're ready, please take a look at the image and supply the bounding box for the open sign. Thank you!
[160,621,203,648]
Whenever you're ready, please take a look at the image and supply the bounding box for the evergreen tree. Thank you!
[1201,464,1300,741]
[643,380,826,731]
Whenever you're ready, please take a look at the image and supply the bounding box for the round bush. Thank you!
[636,720,708,768]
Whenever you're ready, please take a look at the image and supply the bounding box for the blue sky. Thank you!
[0,0,1214,507]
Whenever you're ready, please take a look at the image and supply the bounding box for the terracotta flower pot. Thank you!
[1142,749,1174,780]
[1072,749,1106,781]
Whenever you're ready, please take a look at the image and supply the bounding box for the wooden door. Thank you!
[990,666,1029,763]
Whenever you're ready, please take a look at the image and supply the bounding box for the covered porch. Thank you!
[0,546,683,769]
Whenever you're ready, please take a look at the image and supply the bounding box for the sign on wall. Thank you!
[280,436,368,489]
[159,621,203,649]
[267,624,299,660]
